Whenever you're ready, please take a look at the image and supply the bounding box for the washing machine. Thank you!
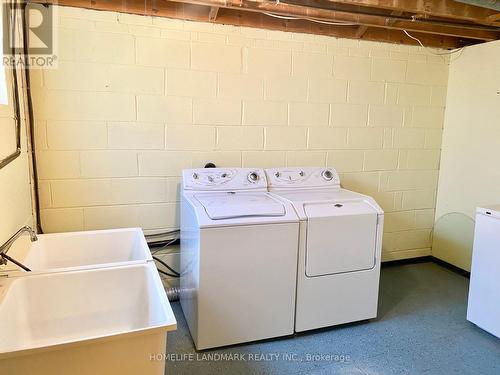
[180,168,299,349]
[265,167,384,332]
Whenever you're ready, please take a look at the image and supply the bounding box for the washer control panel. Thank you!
[183,168,267,191]
[265,167,340,189]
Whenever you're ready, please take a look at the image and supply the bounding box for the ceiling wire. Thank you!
[403,30,464,56]
[263,11,358,26]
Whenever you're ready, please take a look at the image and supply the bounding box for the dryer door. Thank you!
[304,200,378,277]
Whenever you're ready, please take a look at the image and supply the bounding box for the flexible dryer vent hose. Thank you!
[166,286,181,302]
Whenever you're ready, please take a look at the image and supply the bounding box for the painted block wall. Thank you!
[31,6,449,266]
[0,71,34,246]
[433,39,500,271]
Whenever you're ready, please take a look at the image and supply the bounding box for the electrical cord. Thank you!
[263,12,358,26]
[402,30,464,56]
[153,255,180,277]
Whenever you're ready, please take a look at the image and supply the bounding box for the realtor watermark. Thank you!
[2,1,58,68]
[150,352,351,363]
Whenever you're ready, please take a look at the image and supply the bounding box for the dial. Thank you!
[248,172,259,183]
[322,170,334,181]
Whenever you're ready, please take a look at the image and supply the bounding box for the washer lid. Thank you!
[195,193,286,220]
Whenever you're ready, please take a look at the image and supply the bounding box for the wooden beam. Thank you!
[208,6,219,21]
[34,0,471,48]
[354,25,368,38]
[320,0,500,26]
[161,0,499,40]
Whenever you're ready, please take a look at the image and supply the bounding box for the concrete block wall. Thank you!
[32,6,449,264]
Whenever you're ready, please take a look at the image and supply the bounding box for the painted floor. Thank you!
[165,262,500,374]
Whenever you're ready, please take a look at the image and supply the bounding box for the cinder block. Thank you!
[110,178,167,204]
[393,128,426,149]
[333,55,371,81]
[108,124,165,149]
[265,127,307,150]
[166,69,217,98]
[95,21,128,33]
[38,181,52,209]
[51,179,111,207]
[411,106,445,128]
[218,74,263,100]
[193,98,242,125]
[424,129,443,149]
[242,151,286,168]
[431,86,448,107]
[372,58,407,82]
[364,150,399,171]
[136,38,190,68]
[137,95,192,124]
[348,81,385,104]
[243,101,288,126]
[107,65,164,94]
[398,83,431,105]
[41,208,84,233]
[368,105,404,127]
[292,52,333,77]
[384,211,416,232]
[84,205,140,230]
[128,25,161,38]
[348,128,384,149]
[217,126,263,150]
[245,48,291,76]
[47,121,107,150]
[289,102,329,127]
[406,61,448,86]
[166,126,216,150]
[331,103,368,127]
[327,150,364,172]
[402,190,436,210]
[43,61,107,91]
[415,209,435,229]
[308,128,348,149]
[191,43,242,73]
[36,151,80,179]
[265,77,307,102]
[59,29,135,64]
[81,151,138,177]
[191,152,242,168]
[286,151,326,167]
[139,151,192,176]
[380,170,438,191]
[166,177,182,201]
[138,203,179,229]
[400,149,441,170]
[340,172,380,195]
[308,79,347,103]
[33,90,135,121]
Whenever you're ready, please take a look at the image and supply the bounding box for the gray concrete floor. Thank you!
[165,262,500,374]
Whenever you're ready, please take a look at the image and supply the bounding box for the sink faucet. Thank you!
[0,226,38,267]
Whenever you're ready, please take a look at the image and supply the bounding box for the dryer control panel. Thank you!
[183,168,268,191]
[265,167,340,190]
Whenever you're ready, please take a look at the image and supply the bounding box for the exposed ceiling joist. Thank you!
[320,0,500,25]
[33,0,500,48]
[155,0,499,40]
[208,6,219,22]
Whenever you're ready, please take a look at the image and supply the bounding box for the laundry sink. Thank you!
[0,263,177,375]
[17,228,152,273]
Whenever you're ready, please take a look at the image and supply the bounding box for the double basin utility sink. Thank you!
[0,228,176,375]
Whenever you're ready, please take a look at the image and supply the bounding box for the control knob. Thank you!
[248,172,259,183]
[322,170,334,181]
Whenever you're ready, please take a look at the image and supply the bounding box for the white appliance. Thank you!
[467,205,500,338]
[265,167,384,332]
[180,168,299,349]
